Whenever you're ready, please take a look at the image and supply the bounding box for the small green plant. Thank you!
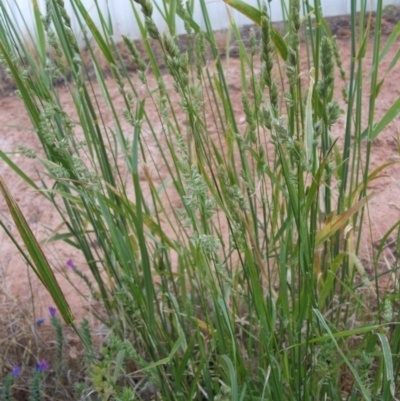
[49,307,64,376]
[2,366,20,401]
[29,360,48,401]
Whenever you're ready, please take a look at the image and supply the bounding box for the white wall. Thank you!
[2,0,400,45]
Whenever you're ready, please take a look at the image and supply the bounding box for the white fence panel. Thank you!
[2,0,400,45]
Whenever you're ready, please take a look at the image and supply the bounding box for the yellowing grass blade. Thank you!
[0,176,74,325]
[315,193,375,246]
[351,162,395,206]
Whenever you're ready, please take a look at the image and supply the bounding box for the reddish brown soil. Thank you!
[1,19,400,325]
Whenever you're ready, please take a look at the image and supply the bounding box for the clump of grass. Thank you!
[1,0,400,399]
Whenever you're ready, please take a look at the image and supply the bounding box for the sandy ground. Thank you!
[1,26,400,324]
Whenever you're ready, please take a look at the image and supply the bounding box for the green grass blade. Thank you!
[0,176,74,325]
[0,150,41,191]
[32,0,46,65]
[71,0,114,63]
[360,96,400,141]
[223,0,288,60]
[375,333,396,398]
[221,354,239,401]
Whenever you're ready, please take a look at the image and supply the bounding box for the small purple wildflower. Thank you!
[66,258,76,270]
[36,318,45,327]
[11,366,20,377]
[35,359,48,373]
[48,306,57,318]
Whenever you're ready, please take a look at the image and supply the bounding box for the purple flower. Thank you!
[36,359,48,373]
[48,306,57,318]
[36,318,45,327]
[66,258,76,270]
[11,366,20,377]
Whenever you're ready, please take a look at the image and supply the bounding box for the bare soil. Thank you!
[1,14,400,326]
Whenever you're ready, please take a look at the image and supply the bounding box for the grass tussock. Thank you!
[1,0,400,400]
